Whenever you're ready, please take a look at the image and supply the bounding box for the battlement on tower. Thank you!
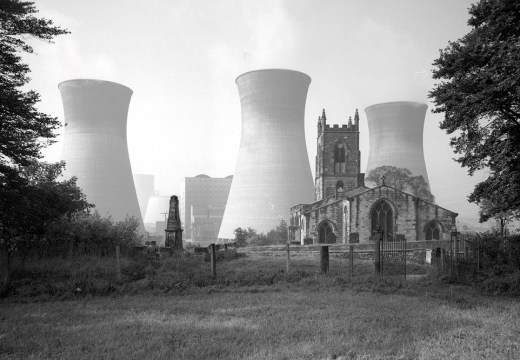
[317,108,360,136]
[323,123,357,131]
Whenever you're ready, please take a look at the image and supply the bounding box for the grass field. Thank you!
[1,252,520,359]
[1,287,520,359]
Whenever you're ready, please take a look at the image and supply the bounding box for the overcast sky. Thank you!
[26,0,488,227]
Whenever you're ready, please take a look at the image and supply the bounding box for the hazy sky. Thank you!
[26,0,487,226]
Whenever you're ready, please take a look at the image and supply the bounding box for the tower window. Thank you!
[334,143,346,173]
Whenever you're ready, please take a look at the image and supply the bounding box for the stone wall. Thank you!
[304,197,349,244]
[241,242,450,265]
[291,185,457,246]
[349,186,457,244]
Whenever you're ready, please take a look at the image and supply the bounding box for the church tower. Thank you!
[315,109,361,201]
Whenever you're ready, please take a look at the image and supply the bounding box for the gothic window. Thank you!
[370,200,394,241]
[334,143,347,173]
[425,221,441,240]
[318,221,336,244]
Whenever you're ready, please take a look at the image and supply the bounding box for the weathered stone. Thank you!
[290,109,458,246]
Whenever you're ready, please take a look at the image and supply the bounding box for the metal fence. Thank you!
[432,232,480,284]
[378,233,407,278]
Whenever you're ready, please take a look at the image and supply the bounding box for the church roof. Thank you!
[292,184,457,217]
[347,184,458,215]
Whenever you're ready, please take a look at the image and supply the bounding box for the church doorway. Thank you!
[318,221,336,244]
[371,200,394,241]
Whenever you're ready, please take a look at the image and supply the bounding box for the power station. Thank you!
[59,79,143,227]
[133,173,155,219]
[365,101,430,188]
[218,69,315,240]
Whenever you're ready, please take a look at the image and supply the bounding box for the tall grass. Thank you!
[5,251,431,301]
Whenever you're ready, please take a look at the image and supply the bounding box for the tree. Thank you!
[479,198,517,237]
[0,1,68,173]
[366,166,434,202]
[0,161,92,293]
[0,0,69,294]
[366,166,411,191]
[233,227,257,247]
[13,161,92,258]
[429,0,520,218]
[407,175,435,203]
[233,220,288,247]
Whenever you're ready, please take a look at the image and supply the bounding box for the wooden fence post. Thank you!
[453,233,459,278]
[320,246,329,274]
[349,245,354,278]
[374,235,381,275]
[286,242,290,274]
[440,248,445,274]
[209,244,216,279]
[115,245,122,283]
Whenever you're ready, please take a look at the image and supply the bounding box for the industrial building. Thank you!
[59,79,143,228]
[290,105,457,245]
[180,175,233,245]
[218,69,315,240]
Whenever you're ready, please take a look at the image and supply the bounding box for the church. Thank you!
[289,109,458,245]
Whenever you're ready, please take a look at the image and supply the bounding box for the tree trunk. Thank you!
[0,243,10,295]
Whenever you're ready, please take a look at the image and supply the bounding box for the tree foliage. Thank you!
[233,220,289,247]
[366,166,434,202]
[233,227,256,247]
[366,166,412,192]
[0,161,92,254]
[429,0,520,218]
[41,212,142,259]
[479,198,517,237]
[0,0,68,172]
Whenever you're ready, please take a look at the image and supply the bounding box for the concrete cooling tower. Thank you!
[218,69,315,240]
[59,79,143,227]
[365,101,430,188]
[133,174,155,219]
[143,195,170,235]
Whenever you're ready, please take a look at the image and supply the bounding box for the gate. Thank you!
[374,230,407,278]
[445,232,480,284]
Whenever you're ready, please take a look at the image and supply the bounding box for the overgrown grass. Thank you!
[5,252,429,301]
[2,251,519,359]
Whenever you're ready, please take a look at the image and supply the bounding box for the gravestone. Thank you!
[165,195,183,250]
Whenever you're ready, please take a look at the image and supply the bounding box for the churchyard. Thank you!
[1,250,519,359]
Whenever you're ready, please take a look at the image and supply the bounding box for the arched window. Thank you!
[371,200,394,241]
[425,221,441,240]
[318,221,336,244]
[334,143,347,173]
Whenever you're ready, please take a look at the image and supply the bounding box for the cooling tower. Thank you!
[218,69,315,239]
[365,101,430,188]
[133,174,155,219]
[143,195,170,234]
[59,79,143,227]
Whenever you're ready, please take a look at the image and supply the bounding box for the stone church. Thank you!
[289,109,458,245]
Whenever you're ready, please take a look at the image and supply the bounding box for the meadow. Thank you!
[1,251,519,359]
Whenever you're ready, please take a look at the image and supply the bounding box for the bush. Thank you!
[476,235,520,273]
[28,212,143,258]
